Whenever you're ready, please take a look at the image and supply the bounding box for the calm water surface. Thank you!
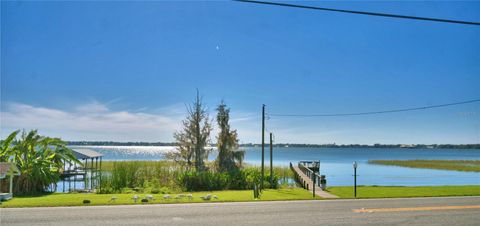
[67,146,480,186]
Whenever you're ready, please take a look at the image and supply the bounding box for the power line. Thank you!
[268,99,480,117]
[234,0,480,26]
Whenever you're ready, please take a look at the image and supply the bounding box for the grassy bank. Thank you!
[368,160,480,172]
[328,185,480,199]
[0,188,319,208]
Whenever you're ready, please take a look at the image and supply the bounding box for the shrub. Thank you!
[178,168,279,191]
[265,174,280,189]
[83,200,91,204]
[179,170,229,191]
[151,188,160,194]
[150,187,170,194]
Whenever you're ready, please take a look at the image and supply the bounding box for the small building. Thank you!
[0,162,21,201]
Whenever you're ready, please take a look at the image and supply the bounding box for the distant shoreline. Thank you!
[67,141,480,149]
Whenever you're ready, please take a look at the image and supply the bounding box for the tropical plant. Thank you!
[1,130,81,194]
[0,130,20,162]
[165,90,212,171]
[215,101,244,172]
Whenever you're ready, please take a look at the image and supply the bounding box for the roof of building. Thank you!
[71,148,103,159]
[0,162,21,179]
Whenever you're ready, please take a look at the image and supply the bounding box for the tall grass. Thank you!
[98,161,294,193]
[99,161,183,194]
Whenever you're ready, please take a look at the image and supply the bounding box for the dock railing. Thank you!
[298,161,318,186]
[296,161,326,189]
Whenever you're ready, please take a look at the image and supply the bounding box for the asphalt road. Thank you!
[1,196,480,226]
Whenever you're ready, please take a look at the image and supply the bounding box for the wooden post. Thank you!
[84,159,87,190]
[70,177,72,192]
[269,132,273,187]
[74,162,77,191]
[90,158,94,190]
[95,157,98,188]
[312,173,316,198]
[261,104,265,190]
[99,156,102,192]
[9,174,13,195]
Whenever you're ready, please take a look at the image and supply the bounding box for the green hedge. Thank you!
[178,168,279,191]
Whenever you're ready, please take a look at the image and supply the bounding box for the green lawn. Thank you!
[328,185,480,199]
[0,188,320,208]
[3,186,479,207]
[368,160,480,172]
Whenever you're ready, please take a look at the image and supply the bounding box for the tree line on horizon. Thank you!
[64,141,480,149]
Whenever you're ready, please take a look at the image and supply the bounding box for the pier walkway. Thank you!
[290,162,338,199]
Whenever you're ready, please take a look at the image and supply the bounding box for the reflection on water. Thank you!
[66,146,480,186]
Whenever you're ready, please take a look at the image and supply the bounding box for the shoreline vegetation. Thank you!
[66,141,480,149]
[368,160,480,172]
[98,161,293,194]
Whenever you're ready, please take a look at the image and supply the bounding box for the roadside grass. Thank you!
[368,160,480,172]
[0,188,320,208]
[328,185,480,199]
[3,186,480,207]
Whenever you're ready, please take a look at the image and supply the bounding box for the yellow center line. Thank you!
[353,205,480,213]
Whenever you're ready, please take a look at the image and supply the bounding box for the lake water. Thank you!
[67,146,480,187]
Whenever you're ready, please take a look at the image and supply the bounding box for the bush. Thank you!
[178,170,228,191]
[265,174,280,189]
[83,200,91,204]
[150,187,170,194]
[178,168,279,191]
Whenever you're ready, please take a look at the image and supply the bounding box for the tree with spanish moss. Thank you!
[215,101,244,172]
[166,91,212,171]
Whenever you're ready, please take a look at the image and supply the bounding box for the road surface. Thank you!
[1,196,480,225]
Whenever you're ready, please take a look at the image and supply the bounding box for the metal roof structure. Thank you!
[71,148,103,159]
[0,162,21,179]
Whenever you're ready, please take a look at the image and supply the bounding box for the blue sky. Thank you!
[1,1,479,144]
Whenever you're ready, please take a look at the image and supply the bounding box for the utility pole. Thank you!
[261,104,265,190]
[270,132,273,187]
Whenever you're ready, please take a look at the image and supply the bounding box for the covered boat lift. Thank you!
[61,148,103,192]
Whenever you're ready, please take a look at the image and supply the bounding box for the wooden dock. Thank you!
[291,162,338,199]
